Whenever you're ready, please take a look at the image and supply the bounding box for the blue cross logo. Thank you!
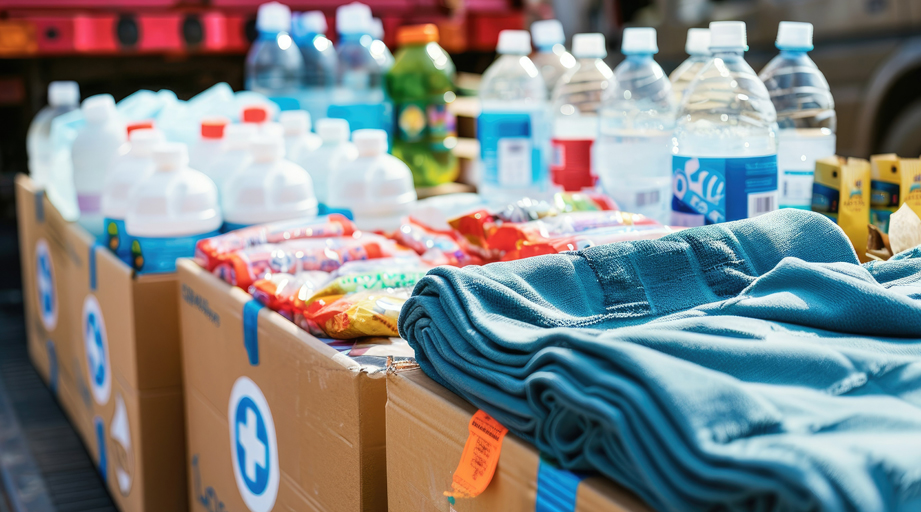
[234,397,269,496]
[86,312,105,387]
[35,239,57,331]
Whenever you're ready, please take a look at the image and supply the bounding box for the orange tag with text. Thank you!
[445,410,509,500]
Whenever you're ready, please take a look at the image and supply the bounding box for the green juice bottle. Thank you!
[386,24,459,187]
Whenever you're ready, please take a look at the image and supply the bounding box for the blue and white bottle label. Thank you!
[478,111,547,189]
[131,230,221,274]
[672,155,778,226]
[104,218,133,266]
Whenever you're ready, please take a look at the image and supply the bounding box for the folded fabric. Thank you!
[398,209,921,512]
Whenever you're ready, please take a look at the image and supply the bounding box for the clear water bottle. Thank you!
[370,18,395,69]
[550,33,614,192]
[245,2,305,110]
[669,28,710,104]
[530,19,575,95]
[759,22,835,209]
[27,81,80,188]
[291,11,337,122]
[478,30,551,206]
[595,27,675,223]
[671,21,778,226]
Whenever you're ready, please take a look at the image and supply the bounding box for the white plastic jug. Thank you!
[72,94,126,238]
[102,128,164,265]
[221,135,318,230]
[204,123,257,194]
[188,117,230,172]
[27,81,80,188]
[279,110,322,164]
[125,142,222,273]
[312,118,358,206]
[326,128,416,231]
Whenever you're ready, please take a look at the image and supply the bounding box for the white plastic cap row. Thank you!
[572,33,606,59]
[279,110,311,135]
[353,129,387,157]
[317,118,350,143]
[295,11,327,35]
[48,81,79,108]
[251,136,286,162]
[82,94,117,123]
[257,2,292,33]
[685,28,711,56]
[153,142,189,171]
[710,21,747,49]
[776,21,813,50]
[337,2,373,35]
[128,128,164,157]
[621,27,657,54]
[530,19,564,48]
[497,30,531,55]
[225,123,258,147]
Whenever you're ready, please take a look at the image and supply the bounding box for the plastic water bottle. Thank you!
[478,30,551,206]
[669,28,711,103]
[370,18,395,69]
[125,142,222,273]
[312,118,358,207]
[245,2,305,110]
[530,20,575,95]
[203,123,256,194]
[72,94,126,238]
[759,21,835,209]
[279,110,322,164]
[222,136,318,230]
[102,128,163,264]
[550,33,614,192]
[330,3,390,133]
[291,11,337,122]
[326,129,417,231]
[671,21,778,226]
[27,81,80,188]
[595,28,675,223]
[188,117,229,173]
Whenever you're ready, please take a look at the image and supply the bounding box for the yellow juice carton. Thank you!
[812,156,871,260]
[901,158,921,220]
[870,154,900,232]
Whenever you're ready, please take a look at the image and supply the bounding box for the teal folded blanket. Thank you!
[398,209,921,512]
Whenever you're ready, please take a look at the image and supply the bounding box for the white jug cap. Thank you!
[353,129,387,157]
[82,94,116,123]
[225,123,258,147]
[317,118,350,143]
[280,110,310,135]
[530,20,564,48]
[153,142,189,172]
[776,21,813,51]
[710,21,747,49]
[296,11,327,35]
[129,128,164,156]
[685,28,711,55]
[251,136,285,162]
[371,18,384,39]
[261,121,284,139]
[48,81,79,108]
[257,2,292,33]
[497,30,531,55]
[572,33,606,58]
[621,27,658,54]
[336,3,372,35]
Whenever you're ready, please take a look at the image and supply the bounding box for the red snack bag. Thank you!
[249,272,330,320]
[501,224,673,261]
[392,217,485,267]
[195,214,356,271]
[488,211,661,254]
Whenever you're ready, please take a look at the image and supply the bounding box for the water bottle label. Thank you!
[780,169,815,207]
[131,230,221,274]
[478,111,546,189]
[672,155,778,225]
[103,218,132,266]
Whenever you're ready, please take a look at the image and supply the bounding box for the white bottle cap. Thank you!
[225,123,258,147]
[352,129,387,157]
[685,28,711,55]
[530,19,564,48]
[371,18,384,39]
[709,21,747,50]
[317,118,350,143]
[572,33,606,59]
[336,3,372,35]
[48,81,80,108]
[257,1,292,34]
[129,128,164,156]
[297,11,327,35]
[279,110,310,135]
[153,142,189,172]
[261,121,285,139]
[497,30,531,55]
[250,136,285,162]
[82,94,117,123]
[775,21,813,51]
[621,27,658,54]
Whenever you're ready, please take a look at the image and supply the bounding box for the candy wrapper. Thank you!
[486,211,660,254]
[501,224,673,260]
[195,214,356,271]
[298,289,413,339]
[313,259,430,297]
[392,218,485,267]
[249,271,330,320]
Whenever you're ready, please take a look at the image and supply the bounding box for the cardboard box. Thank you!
[15,175,188,512]
[178,258,401,512]
[386,370,652,512]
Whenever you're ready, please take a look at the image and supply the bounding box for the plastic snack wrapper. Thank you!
[392,218,485,267]
[297,288,413,339]
[249,271,330,320]
[195,214,356,271]
[501,224,673,260]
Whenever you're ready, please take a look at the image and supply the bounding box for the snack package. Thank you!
[298,289,412,339]
[553,192,618,213]
[901,158,921,220]
[392,218,485,266]
[501,224,673,260]
[195,214,356,271]
[314,260,430,297]
[870,154,900,233]
[249,271,330,320]
[812,156,871,261]
[487,211,660,254]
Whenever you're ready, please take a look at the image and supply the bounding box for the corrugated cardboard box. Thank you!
[15,174,188,512]
[386,370,652,512]
[178,258,397,512]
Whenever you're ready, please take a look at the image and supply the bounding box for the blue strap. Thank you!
[34,190,44,223]
[94,416,107,480]
[89,244,101,291]
[535,460,584,512]
[243,300,263,366]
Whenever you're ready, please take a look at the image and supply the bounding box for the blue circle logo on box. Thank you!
[228,376,278,512]
[83,295,111,405]
[35,239,58,331]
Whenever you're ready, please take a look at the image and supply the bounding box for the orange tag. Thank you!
[444,410,509,500]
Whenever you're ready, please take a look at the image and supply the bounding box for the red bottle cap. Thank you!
[126,120,154,136]
[242,106,269,123]
[201,117,230,139]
